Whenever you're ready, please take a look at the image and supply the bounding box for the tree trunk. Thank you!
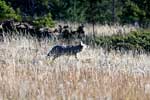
[112,0,115,24]
[92,22,95,35]
[31,0,35,16]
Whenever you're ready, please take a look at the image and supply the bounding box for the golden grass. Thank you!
[0,35,150,100]
[56,21,137,36]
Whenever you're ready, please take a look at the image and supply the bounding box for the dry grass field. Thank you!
[57,22,137,36]
[0,25,150,100]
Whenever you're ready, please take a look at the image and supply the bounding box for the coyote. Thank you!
[47,41,87,60]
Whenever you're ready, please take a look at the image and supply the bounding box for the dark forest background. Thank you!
[0,0,150,27]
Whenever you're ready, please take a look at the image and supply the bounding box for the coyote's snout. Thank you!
[47,41,87,60]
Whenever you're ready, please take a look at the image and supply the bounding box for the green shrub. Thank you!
[0,0,21,21]
[93,31,150,52]
[33,13,55,28]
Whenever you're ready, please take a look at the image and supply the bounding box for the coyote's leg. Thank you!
[52,55,59,61]
[75,54,79,61]
[48,55,58,64]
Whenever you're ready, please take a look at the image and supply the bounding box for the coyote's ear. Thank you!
[80,41,87,48]
[80,41,83,45]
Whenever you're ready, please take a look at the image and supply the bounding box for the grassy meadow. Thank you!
[0,25,150,100]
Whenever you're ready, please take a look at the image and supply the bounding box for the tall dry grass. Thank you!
[0,34,150,100]
[56,21,137,36]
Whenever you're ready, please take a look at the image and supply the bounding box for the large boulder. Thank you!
[1,20,15,32]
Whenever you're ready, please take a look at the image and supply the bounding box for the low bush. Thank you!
[93,30,150,53]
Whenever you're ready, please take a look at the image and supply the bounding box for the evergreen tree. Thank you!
[119,0,146,25]
[0,0,21,21]
[0,0,150,27]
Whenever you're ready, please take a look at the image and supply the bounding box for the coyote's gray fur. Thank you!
[47,41,87,60]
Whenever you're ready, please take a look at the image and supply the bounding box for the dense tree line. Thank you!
[0,0,150,27]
